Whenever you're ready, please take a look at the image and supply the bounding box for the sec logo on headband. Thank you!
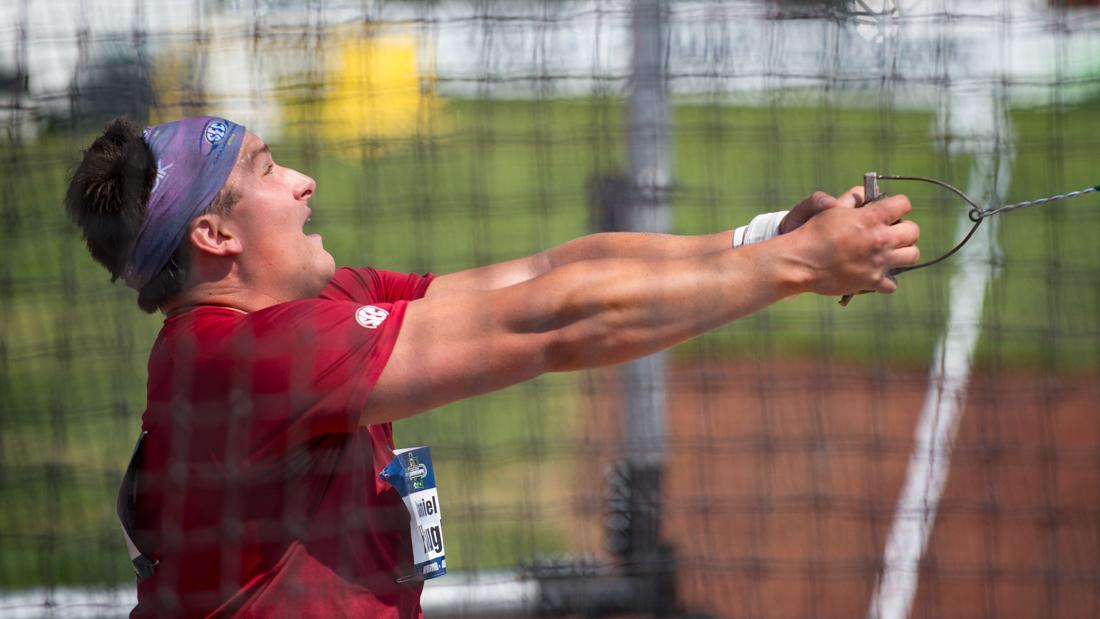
[356,305,390,329]
[205,120,228,144]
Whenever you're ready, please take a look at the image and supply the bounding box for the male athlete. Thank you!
[66,116,918,618]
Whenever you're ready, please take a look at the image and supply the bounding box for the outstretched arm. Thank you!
[421,230,735,298]
[365,193,915,424]
[423,189,864,298]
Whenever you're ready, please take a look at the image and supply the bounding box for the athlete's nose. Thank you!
[293,171,316,202]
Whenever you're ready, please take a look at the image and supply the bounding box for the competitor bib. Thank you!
[380,446,447,581]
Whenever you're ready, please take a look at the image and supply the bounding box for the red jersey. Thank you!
[130,267,434,618]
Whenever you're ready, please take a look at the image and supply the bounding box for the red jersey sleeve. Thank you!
[322,267,435,304]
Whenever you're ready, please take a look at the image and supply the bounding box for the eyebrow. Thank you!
[246,144,271,172]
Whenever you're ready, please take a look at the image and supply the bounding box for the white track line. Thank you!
[867,149,1013,619]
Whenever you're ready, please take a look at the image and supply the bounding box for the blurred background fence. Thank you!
[3,0,1100,617]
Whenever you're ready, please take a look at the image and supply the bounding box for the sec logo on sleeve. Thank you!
[355,305,390,329]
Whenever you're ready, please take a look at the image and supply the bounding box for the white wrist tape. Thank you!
[732,210,789,248]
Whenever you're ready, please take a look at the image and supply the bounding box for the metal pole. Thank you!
[612,0,675,613]
[624,0,669,476]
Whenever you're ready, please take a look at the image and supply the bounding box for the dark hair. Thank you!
[65,117,240,313]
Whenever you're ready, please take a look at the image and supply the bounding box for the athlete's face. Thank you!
[220,131,335,300]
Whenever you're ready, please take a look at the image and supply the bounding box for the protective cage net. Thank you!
[3,0,1100,617]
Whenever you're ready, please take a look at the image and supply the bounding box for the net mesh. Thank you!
[3,0,1100,617]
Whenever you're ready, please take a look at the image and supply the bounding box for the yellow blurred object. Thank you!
[283,26,442,157]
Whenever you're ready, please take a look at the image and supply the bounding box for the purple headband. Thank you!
[121,116,245,291]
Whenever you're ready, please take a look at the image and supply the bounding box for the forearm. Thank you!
[542,230,733,269]
[528,234,808,371]
[424,231,733,298]
[543,211,789,269]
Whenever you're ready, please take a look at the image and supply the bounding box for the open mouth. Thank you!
[301,212,321,240]
[303,208,321,239]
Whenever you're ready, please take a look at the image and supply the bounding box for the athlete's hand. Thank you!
[779,186,866,235]
[787,193,920,296]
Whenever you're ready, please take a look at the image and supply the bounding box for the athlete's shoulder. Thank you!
[320,266,382,302]
[322,266,435,304]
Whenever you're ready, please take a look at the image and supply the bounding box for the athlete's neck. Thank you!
[162,281,295,316]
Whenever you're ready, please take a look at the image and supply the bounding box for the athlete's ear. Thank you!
[189,213,243,257]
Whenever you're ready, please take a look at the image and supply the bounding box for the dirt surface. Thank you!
[574,359,1100,619]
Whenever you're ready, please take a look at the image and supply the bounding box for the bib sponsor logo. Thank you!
[407,453,427,489]
[355,305,389,329]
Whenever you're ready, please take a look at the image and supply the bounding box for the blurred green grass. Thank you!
[3,97,1100,587]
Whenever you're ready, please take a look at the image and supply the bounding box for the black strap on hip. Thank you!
[116,431,157,583]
